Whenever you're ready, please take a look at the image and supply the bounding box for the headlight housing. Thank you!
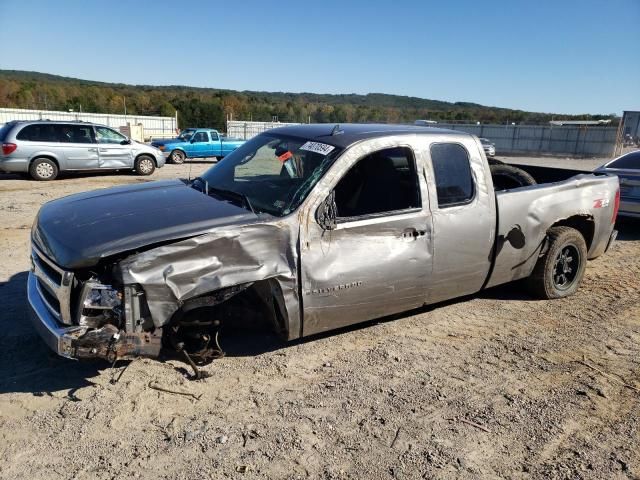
[77,280,123,328]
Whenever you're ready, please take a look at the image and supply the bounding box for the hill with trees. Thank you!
[0,70,617,130]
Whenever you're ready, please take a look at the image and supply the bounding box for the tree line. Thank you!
[0,70,618,131]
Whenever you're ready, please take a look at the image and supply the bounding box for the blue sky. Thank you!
[1,0,638,115]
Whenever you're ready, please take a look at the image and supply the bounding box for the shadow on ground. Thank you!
[0,271,103,395]
[2,218,635,391]
[616,217,640,241]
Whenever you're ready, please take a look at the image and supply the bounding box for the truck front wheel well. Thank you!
[549,215,595,250]
[165,280,289,363]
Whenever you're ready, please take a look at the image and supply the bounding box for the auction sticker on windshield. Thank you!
[300,141,335,156]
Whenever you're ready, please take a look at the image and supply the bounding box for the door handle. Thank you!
[99,148,108,152]
[402,228,426,239]
[87,148,98,152]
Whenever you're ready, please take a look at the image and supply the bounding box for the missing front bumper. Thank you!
[28,272,161,360]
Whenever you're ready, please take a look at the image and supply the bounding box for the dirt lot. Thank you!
[0,160,639,479]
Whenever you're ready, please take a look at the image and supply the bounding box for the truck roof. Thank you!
[268,123,465,148]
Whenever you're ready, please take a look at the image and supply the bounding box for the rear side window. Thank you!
[608,152,640,170]
[0,122,15,141]
[15,124,95,143]
[430,143,475,207]
[59,125,95,143]
[17,124,59,142]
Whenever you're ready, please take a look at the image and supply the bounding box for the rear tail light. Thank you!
[612,188,620,224]
[1,143,17,155]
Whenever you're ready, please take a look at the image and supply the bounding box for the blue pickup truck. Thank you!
[151,128,245,164]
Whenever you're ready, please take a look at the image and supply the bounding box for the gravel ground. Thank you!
[0,159,639,479]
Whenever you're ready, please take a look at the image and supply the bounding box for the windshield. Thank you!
[178,128,197,140]
[194,133,343,216]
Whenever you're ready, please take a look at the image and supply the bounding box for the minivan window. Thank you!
[17,124,59,142]
[59,125,95,143]
[96,127,127,144]
[430,143,475,207]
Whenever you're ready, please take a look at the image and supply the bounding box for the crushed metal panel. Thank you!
[486,174,619,288]
[119,221,302,339]
[298,134,434,336]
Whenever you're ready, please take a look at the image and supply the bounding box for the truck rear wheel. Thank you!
[490,164,536,190]
[525,226,587,299]
[169,150,185,164]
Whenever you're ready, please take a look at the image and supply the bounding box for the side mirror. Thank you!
[120,138,131,145]
[316,191,337,231]
[190,139,196,143]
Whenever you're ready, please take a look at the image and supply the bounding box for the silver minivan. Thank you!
[0,120,166,180]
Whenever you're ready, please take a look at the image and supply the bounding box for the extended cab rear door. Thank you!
[423,137,496,303]
[300,137,433,336]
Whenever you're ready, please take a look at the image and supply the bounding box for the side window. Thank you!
[17,124,58,142]
[209,131,219,141]
[430,143,475,207]
[192,132,209,143]
[58,125,95,143]
[608,152,640,170]
[334,146,421,218]
[95,127,126,144]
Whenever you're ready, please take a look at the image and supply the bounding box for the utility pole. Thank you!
[123,96,127,116]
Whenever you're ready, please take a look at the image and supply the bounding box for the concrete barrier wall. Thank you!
[0,108,177,140]
[227,120,300,140]
[227,120,618,157]
[434,123,617,157]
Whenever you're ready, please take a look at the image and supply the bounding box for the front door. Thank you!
[188,131,211,158]
[300,143,433,336]
[95,126,133,168]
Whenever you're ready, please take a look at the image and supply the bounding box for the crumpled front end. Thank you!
[28,217,301,362]
[27,245,162,361]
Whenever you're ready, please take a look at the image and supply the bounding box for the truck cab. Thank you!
[28,124,618,366]
[151,128,245,164]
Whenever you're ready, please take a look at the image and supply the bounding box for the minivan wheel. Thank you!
[29,158,58,181]
[170,150,185,164]
[525,226,587,299]
[135,155,156,176]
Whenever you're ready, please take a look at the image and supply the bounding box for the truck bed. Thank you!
[485,167,618,289]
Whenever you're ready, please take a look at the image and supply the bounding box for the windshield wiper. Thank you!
[207,186,257,215]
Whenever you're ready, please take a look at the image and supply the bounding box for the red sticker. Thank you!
[278,151,293,162]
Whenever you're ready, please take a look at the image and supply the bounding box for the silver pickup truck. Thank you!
[28,124,619,368]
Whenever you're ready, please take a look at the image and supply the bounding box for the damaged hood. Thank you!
[32,179,257,269]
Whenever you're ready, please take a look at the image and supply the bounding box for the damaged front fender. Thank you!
[118,221,302,340]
